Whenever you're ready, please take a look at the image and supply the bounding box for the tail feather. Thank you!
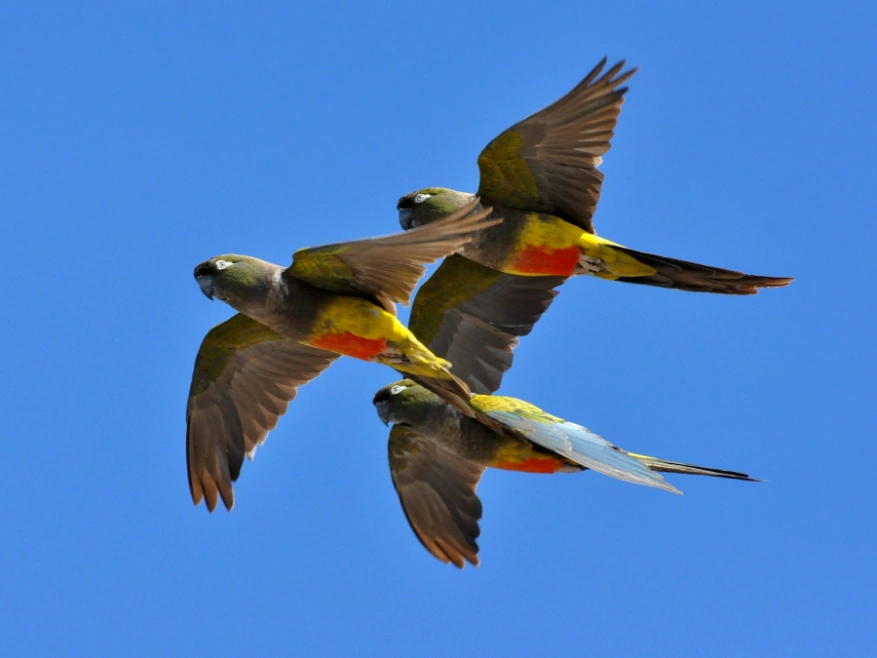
[405,372,476,418]
[612,246,793,295]
[628,452,760,481]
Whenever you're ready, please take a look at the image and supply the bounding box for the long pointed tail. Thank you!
[627,452,760,481]
[608,246,793,295]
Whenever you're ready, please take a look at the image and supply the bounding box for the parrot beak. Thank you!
[196,274,215,300]
[375,401,390,426]
[194,261,215,300]
[372,389,391,425]
[398,208,413,231]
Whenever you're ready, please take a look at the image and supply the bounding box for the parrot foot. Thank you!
[378,350,454,379]
[576,255,606,275]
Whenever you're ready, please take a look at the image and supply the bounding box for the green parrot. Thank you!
[370,244,757,568]
[397,58,793,294]
[374,380,756,568]
[186,200,501,512]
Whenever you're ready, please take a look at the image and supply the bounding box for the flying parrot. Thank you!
[185,200,501,512]
[397,58,793,294]
[371,242,759,568]
[374,379,757,568]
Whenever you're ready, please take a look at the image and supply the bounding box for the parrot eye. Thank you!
[414,193,431,204]
[390,385,407,395]
[215,260,230,270]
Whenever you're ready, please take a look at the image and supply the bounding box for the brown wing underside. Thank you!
[187,314,339,512]
[388,424,485,568]
[409,254,565,394]
[477,58,636,233]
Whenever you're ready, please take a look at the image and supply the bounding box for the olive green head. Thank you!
[372,379,445,426]
[396,187,477,230]
[193,254,274,308]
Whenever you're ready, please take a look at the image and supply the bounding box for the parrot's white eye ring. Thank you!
[215,260,230,270]
[390,385,406,395]
[414,193,431,204]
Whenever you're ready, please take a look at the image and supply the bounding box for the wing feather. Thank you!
[388,425,485,568]
[477,58,636,232]
[287,200,499,307]
[187,313,340,511]
[408,254,564,393]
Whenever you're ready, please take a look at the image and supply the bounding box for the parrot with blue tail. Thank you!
[374,380,756,568]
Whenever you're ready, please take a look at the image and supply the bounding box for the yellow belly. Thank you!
[308,298,408,359]
[505,214,584,276]
[505,213,657,279]
[309,297,452,377]
[489,444,572,473]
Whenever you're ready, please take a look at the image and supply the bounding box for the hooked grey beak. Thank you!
[374,400,390,426]
[398,208,413,231]
[197,274,215,300]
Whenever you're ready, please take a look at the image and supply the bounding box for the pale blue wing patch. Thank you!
[486,412,681,494]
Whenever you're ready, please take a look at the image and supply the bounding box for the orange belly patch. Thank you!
[492,456,567,474]
[511,245,580,276]
[310,332,388,360]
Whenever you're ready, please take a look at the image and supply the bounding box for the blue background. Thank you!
[2,2,874,656]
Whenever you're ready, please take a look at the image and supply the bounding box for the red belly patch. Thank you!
[310,332,388,360]
[492,456,566,474]
[512,245,580,276]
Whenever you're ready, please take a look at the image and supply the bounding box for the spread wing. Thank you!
[472,396,680,493]
[287,200,499,310]
[409,254,565,394]
[388,424,485,568]
[187,313,339,512]
[477,58,635,233]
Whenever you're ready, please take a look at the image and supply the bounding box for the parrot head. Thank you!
[397,187,477,230]
[193,254,274,311]
[373,380,445,426]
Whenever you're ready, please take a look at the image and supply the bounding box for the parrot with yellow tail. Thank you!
[398,58,792,294]
[185,200,499,512]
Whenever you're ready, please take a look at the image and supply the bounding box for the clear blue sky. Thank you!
[2,2,874,656]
